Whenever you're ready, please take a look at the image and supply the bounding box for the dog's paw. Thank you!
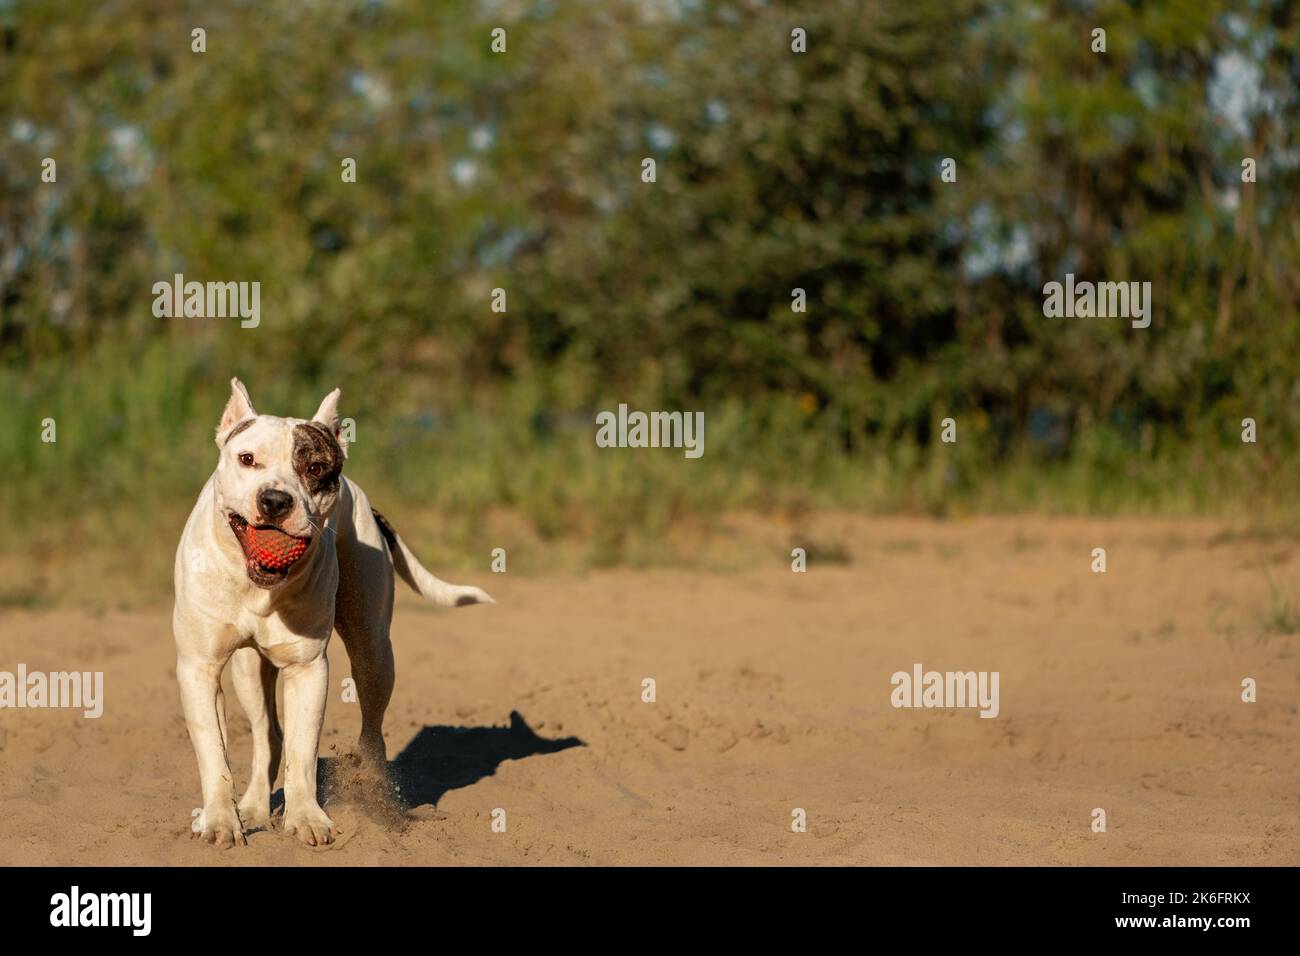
[284,803,338,847]
[194,804,247,849]
[236,790,274,831]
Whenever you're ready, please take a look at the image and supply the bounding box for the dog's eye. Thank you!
[238,453,254,467]
[307,462,323,477]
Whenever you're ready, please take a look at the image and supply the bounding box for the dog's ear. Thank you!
[311,387,348,458]
[215,378,257,447]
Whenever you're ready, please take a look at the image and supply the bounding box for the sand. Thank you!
[0,516,1295,866]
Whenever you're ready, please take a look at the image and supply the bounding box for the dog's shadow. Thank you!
[274,710,583,815]
[389,710,584,808]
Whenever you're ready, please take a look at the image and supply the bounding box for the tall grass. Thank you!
[2,338,1298,607]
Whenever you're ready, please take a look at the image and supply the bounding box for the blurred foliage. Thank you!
[2,0,1299,578]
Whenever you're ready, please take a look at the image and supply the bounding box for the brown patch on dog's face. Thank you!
[292,421,344,497]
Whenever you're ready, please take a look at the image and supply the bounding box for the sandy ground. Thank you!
[0,515,1296,866]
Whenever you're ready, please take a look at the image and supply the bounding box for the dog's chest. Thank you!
[235,607,327,666]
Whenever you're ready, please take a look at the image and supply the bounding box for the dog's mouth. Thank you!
[228,513,311,587]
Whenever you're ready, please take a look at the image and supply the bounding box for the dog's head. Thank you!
[212,378,347,588]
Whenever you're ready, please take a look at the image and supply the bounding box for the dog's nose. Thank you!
[257,488,295,521]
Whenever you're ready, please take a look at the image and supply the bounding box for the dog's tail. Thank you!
[370,508,495,607]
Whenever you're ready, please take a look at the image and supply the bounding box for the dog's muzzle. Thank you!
[228,513,311,587]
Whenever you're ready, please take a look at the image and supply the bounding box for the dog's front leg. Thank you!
[177,654,246,848]
[281,652,337,846]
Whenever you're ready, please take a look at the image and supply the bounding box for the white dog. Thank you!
[173,379,493,848]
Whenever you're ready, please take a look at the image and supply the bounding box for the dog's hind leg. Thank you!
[336,614,395,767]
[333,478,398,769]
[232,646,282,829]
